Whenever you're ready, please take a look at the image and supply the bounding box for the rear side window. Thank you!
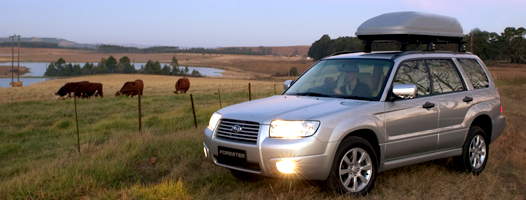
[394,60,431,96]
[457,59,489,89]
[427,59,465,94]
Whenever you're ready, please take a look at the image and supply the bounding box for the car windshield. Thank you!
[285,59,393,100]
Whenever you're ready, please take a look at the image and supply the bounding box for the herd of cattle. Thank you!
[55,77,190,99]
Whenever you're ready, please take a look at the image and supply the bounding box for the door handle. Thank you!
[422,102,435,109]
[463,96,473,103]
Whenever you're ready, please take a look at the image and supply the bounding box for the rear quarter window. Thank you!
[457,59,490,89]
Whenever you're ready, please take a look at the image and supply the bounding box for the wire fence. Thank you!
[69,81,284,153]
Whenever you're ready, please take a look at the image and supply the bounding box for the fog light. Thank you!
[276,159,297,174]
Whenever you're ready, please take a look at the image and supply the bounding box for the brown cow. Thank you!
[55,81,103,99]
[174,77,190,94]
[56,81,89,98]
[115,79,144,97]
[85,82,103,98]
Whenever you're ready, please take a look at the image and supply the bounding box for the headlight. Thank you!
[208,113,222,130]
[269,120,320,139]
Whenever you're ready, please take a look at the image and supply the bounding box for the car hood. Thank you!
[218,95,371,124]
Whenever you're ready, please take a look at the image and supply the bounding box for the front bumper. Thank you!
[203,125,335,180]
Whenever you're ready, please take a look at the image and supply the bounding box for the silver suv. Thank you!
[203,51,505,195]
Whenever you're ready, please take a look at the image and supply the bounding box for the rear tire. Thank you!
[457,126,489,175]
[326,136,378,195]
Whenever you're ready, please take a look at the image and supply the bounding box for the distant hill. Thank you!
[0,36,310,56]
[0,37,96,49]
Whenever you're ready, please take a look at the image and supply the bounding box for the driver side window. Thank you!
[393,60,431,97]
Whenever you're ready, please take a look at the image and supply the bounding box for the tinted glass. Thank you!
[427,59,465,94]
[394,60,431,96]
[457,59,489,89]
[285,59,392,100]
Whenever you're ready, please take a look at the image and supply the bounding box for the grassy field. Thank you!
[0,47,312,78]
[0,67,524,199]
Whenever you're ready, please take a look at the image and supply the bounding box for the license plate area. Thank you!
[217,146,247,163]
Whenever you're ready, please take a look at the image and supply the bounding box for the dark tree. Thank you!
[161,64,172,75]
[308,35,332,60]
[105,56,118,73]
[144,60,162,74]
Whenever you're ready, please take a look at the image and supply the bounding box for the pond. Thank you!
[0,62,224,87]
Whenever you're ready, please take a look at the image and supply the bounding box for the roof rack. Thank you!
[392,50,472,59]
[330,50,362,56]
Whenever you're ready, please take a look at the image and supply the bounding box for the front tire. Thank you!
[326,136,377,195]
[458,126,489,175]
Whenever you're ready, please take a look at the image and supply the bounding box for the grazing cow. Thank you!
[55,81,103,99]
[115,79,144,97]
[85,82,104,98]
[174,77,190,94]
[55,81,89,98]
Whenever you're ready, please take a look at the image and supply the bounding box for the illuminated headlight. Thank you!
[208,113,222,130]
[269,120,320,139]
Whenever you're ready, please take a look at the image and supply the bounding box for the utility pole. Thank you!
[9,35,14,84]
[16,35,21,82]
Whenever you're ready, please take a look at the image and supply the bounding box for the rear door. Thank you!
[384,59,439,160]
[425,59,471,150]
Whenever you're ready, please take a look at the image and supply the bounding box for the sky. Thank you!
[1,0,525,47]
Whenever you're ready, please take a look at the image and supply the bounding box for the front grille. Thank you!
[216,119,260,144]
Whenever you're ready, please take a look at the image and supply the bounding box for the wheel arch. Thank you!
[338,129,381,164]
[470,114,493,143]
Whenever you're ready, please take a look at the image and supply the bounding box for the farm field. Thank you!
[0,66,525,199]
[0,47,313,78]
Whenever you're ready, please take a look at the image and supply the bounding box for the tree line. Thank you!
[308,27,526,63]
[44,56,202,77]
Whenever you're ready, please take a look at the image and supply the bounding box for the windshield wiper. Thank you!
[289,92,374,101]
[338,95,374,101]
[289,92,334,98]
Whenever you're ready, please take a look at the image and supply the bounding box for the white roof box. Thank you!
[356,12,464,38]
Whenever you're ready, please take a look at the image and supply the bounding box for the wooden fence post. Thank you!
[73,95,80,154]
[248,82,252,101]
[190,94,198,128]
[138,94,142,133]
[217,88,222,108]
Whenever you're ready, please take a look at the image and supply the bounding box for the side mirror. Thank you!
[392,84,417,99]
[283,80,294,90]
